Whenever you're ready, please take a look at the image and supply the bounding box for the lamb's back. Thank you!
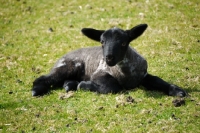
[53,46,103,77]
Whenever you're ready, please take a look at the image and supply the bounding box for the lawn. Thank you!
[0,0,199,132]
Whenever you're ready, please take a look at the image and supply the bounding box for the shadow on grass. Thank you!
[123,87,165,99]
[138,86,200,99]
[30,84,199,100]
[139,87,165,99]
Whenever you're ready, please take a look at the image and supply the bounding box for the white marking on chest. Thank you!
[93,59,110,75]
[97,60,107,70]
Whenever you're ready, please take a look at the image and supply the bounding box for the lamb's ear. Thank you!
[126,24,148,42]
[81,28,105,42]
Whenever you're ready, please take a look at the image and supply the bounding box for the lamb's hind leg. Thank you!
[32,59,84,96]
[78,71,123,94]
[140,74,187,97]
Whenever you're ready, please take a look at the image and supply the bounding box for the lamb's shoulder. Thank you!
[127,47,148,74]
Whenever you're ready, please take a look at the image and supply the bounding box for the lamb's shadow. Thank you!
[139,87,166,99]
[134,86,198,99]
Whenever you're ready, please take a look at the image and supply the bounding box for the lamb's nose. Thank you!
[106,55,114,62]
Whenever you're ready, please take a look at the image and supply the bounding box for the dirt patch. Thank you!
[172,98,185,107]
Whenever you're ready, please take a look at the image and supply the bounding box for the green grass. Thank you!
[0,0,200,132]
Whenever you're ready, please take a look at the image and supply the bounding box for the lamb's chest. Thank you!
[111,57,147,89]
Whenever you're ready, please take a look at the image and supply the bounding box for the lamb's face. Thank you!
[81,24,148,66]
[100,28,129,66]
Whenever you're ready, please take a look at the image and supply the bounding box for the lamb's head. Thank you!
[81,24,148,66]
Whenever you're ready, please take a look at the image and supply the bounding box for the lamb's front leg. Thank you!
[78,71,123,94]
[140,74,187,97]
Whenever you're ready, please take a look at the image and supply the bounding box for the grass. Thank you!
[0,0,199,132]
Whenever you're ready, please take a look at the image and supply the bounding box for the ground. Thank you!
[0,0,200,132]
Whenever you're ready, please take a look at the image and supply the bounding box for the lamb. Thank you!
[32,24,187,97]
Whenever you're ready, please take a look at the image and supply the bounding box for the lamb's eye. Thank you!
[122,43,126,46]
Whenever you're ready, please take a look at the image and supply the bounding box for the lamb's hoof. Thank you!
[77,81,92,91]
[169,85,187,97]
[63,81,79,92]
[32,89,44,97]
[31,85,49,97]
[77,81,87,90]
[32,90,37,96]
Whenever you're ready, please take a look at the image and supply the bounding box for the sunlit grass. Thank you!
[0,0,199,132]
